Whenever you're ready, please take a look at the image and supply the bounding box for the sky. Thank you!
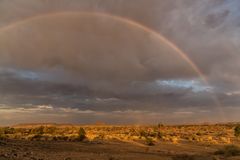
[0,0,240,125]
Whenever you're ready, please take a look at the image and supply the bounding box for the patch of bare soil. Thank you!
[0,139,229,160]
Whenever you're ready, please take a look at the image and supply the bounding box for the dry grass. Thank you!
[0,123,238,145]
[0,124,240,160]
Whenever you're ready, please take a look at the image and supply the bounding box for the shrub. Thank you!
[78,128,86,141]
[95,133,105,140]
[0,128,4,136]
[2,127,15,134]
[30,126,44,135]
[139,130,148,138]
[234,125,240,137]
[0,129,7,140]
[214,145,240,157]
[157,131,164,139]
[44,126,57,134]
[139,129,154,138]
[53,135,68,141]
[148,131,158,138]
[157,123,164,128]
[145,137,154,146]
[30,134,43,141]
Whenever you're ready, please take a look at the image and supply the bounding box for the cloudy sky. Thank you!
[0,0,240,125]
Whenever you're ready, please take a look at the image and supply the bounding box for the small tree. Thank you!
[234,125,240,137]
[78,128,86,141]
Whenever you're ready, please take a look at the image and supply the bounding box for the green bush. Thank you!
[234,125,240,137]
[78,128,86,141]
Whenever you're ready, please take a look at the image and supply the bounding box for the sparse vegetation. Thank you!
[44,126,57,134]
[0,128,6,140]
[30,126,44,135]
[0,123,239,160]
[172,154,195,160]
[2,127,15,134]
[157,123,164,128]
[0,123,238,145]
[172,154,214,160]
[145,137,154,146]
[214,145,240,157]
[234,125,240,137]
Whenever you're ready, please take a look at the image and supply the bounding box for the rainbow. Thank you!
[0,11,225,121]
[0,12,204,80]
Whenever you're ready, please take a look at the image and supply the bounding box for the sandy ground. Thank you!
[1,139,236,160]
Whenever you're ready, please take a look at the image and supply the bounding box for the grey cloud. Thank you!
[0,12,197,85]
[0,69,219,113]
[0,0,239,124]
[205,10,230,29]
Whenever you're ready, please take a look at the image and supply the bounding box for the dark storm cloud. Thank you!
[0,0,240,124]
[0,68,214,111]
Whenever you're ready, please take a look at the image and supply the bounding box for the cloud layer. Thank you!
[0,0,240,125]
